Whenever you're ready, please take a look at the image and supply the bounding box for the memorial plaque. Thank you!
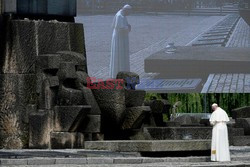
[135,79,202,92]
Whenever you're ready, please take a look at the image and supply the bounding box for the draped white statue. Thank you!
[109,4,132,78]
[209,103,231,162]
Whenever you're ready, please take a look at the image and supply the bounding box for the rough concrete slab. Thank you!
[27,158,56,165]
[55,158,87,164]
[84,140,211,152]
[113,158,142,164]
[0,159,28,165]
[87,157,113,164]
[145,46,250,76]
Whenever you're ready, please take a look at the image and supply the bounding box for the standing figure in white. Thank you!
[109,4,132,78]
[210,103,231,162]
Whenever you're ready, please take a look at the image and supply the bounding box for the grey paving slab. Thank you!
[55,158,87,164]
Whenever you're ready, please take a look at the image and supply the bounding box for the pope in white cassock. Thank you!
[109,4,132,78]
[209,103,231,162]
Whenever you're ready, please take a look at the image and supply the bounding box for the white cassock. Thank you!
[109,9,130,78]
[209,107,231,161]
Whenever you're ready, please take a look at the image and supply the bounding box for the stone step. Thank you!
[232,136,250,146]
[84,140,211,152]
[143,127,244,146]
[1,156,250,166]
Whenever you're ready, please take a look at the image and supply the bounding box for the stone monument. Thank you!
[0,0,150,149]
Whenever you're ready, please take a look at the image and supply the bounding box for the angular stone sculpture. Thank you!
[116,71,140,90]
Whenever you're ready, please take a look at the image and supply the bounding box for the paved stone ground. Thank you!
[1,146,250,166]
[202,74,250,93]
[201,18,250,93]
[226,18,250,47]
[76,14,224,80]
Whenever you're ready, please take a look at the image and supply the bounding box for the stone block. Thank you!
[2,20,86,74]
[113,158,142,164]
[57,51,87,72]
[38,78,57,110]
[57,62,77,80]
[0,159,28,165]
[36,21,86,55]
[87,158,113,164]
[165,121,181,127]
[80,86,101,115]
[29,111,51,149]
[122,106,151,130]
[37,54,61,70]
[125,90,146,107]
[57,85,86,106]
[143,127,212,140]
[68,23,86,56]
[27,158,56,165]
[54,105,91,132]
[81,115,101,133]
[235,118,250,135]
[228,127,245,137]
[75,71,90,87]
[50,132,84,149]
[48,76,59,88]
[232,136,250,146]
[0,74,37,148]
[149,99,170,114]
[3,20,37,74]
[24,104,37,124]
[232,106,250,119]
[55,158,87,164]
[174,115,193,125]
[84,140,211,152]
[37,21,70,54]
[92,89,126,127]
[116,72,140,90]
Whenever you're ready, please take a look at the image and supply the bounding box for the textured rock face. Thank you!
[0,74,36,149]
[174,115,195,125]
[235,118,250,135]
[0,19,92,149]
[29,111,52,149]
[121,106,151,130]
[0,18,152,148]
[53,106,91,132]
[84,140,211,152]
[50,132,84,149]
[125,90,146,107]
[1,20,86,74]
[232,106,250,119]
[93,89,126,127]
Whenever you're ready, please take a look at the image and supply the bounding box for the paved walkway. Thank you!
[1,146,250,166]
[201,18,250,93]
[201,74,250,93]
[226,18,250,47]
